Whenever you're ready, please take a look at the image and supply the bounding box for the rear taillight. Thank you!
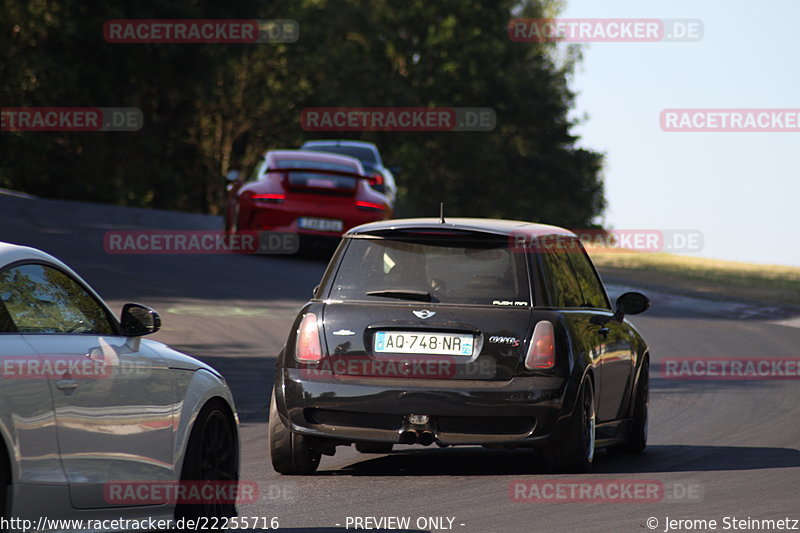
[245,192,286,203]
[295,313,322,363]
[356,200,386,212]
[525,321,555,370]
[370,173,384,186]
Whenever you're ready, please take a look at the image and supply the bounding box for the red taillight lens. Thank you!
[295,313,322,363]
[356,200,385,212]
[249,193,286,203]
[525,321,555,370]
[370,173,384,186]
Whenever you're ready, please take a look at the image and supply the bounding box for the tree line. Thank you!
[0,0,605,228]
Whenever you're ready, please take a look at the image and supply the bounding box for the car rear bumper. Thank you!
[242,201,389,237]
[275,368,579,446]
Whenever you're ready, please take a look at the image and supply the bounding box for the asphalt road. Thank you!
[1,193,798,533]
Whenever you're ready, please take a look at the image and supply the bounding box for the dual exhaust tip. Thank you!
[400,429,435,446]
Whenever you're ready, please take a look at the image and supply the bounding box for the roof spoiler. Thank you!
[266,167,376,184]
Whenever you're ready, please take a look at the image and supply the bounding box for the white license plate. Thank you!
[374,332,474,356]
[297,217,343,232]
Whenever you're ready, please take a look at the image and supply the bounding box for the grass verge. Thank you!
[589,252,800,307]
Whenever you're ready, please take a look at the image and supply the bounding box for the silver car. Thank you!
[0,242,239,524]
[300,140,398,203]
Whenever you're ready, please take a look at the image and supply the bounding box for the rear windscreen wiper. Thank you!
[366,289,432,302]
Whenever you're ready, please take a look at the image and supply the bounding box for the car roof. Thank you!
[0,241,64,268]
[346,218,577,238]
[265,150,364,173]
[299,141,383,167]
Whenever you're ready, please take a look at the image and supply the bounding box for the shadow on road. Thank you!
[313,444,800,476]
[594,444,800,473]
[0,195,330,303]
[181,353,277,424]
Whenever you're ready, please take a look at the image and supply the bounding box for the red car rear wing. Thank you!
[266,167,377,184]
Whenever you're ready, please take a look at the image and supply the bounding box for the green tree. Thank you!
[1,0,604,227]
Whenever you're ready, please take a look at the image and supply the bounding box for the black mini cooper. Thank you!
[269,218,651,473]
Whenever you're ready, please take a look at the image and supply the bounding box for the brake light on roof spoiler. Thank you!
[295,313,323,363]
[525,320,555,370]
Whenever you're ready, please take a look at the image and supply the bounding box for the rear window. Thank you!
[302,145,378,165]
[330,237,530,306]
[274,158,359,189]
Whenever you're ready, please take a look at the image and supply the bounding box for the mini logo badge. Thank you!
[413,310,436,319]
[332,329,355,336]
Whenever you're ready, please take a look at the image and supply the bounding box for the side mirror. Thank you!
[613,292,650,321]
[120,303,161,336]
[225,169,241,182]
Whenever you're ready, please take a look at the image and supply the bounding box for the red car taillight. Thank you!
[525,320,555,370]
[370,173,384,186]
[245,191,286,203]
[356,200,386,212]
[295,313,322,363]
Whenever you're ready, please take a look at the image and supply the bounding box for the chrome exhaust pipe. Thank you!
[399,430,417,444]
[418,430,434,446]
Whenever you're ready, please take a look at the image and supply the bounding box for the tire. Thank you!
[621,360,649,452]
[269,391,321,474]
[542,378,596,473]
[355,442,394,454]
[175,400,238,521]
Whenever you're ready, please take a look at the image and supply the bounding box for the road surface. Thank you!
[1,193,798,532]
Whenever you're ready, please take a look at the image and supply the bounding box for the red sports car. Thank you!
[225,150,393,238]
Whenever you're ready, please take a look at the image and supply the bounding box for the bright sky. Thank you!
[559,0,800,266]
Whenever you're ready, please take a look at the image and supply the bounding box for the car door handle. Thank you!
[56,379,78,391]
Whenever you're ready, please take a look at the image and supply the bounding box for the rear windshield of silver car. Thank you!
[330,236,531,306]
[303,145,378,164]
